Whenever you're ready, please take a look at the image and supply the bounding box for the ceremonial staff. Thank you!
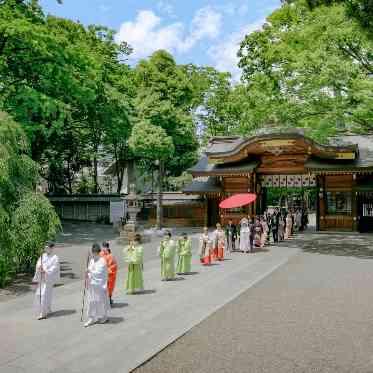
[80,250,90,322]
[39,245,46,313]
[159,238,165,278]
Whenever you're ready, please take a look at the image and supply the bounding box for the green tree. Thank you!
[129,121,174,228]
[0,111,60,286]
[238,0,373,140]
[134,51,199,176]
[0,2,133,193]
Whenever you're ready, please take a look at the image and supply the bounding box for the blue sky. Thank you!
[40,0,281,79]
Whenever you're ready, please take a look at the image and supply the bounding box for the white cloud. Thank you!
[157,1,175,18]
[116,6,222,61]
[180,6,222,52]
[115,10,183,60]
[208,19,266,82]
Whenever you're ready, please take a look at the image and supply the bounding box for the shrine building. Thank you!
[184,130,373,232]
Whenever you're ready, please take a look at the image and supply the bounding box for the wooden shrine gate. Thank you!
[184,130,373,231]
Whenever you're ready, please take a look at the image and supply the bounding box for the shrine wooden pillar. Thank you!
[204,196,208,227]
[352,173,358,231]
[248,172,254,217]
[317,174,326,230]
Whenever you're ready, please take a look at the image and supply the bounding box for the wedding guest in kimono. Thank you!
[290,209,295,235]
[239,217,251,253]
[253,217,263,248]
[33,242,60,320]
[260,216,269,247]
[301,209,309,230]
[295,209,302,232]
[285,212,293,239]
[123,234,144,294]
[278,213,285,241]
[100,241,117,306]
[176,233,192,275]
[84,243,110,327]
[199,227,212,265]
[248,217,255,251]
[158,231,177,281]
[213,223,225,261]
[225,220,237,252]
[271,209,279,243]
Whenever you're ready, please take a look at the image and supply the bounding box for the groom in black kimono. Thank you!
[225,220,237,252]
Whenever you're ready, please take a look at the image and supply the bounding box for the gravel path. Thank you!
[135,239,373,373]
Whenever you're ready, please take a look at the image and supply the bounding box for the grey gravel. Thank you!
[135,234,373,373]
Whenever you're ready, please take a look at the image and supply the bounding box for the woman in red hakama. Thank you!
[213,223,225,261]
[100,241,118,306]
[199,227,212,265]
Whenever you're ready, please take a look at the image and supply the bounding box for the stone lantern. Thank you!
[120,183,141,243]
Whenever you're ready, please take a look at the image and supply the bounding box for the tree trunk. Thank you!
[67,159,73,194]
[156,161,164,230]
[113,144,121,194]
[151,167,154,199]
[93,154,98,193]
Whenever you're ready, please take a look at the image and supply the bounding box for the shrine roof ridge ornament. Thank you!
[205,131,359,163]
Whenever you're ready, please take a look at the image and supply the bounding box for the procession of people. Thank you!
[32,206,308,326]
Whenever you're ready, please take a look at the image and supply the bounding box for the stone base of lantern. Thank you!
[118,223,152,244]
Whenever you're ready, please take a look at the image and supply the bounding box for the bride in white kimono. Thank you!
[239,218,251,253]
[84,243,110,327]
[33,242,60,320]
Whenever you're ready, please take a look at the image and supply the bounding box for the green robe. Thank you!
[176,239,192,274]
[158,239,176,280]
[124,244,144,294]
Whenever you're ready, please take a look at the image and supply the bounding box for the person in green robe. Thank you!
[124,233,144,294]
[176,232,192,275]
[158,231,176,281]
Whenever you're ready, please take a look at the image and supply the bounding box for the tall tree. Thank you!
[0,111,60,286]
[129,121,174,228]
[238,0,373,140]
[134,51,199,175]
[0,2,133,193]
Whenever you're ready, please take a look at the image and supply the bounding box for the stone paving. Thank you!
[0,224,298,373]
[0,223,197,301]
[135,231,373,373]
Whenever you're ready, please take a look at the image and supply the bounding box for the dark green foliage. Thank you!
[0,112,60,287]
[0,1,133,193]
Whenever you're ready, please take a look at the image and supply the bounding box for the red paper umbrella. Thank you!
[219,193,257,209]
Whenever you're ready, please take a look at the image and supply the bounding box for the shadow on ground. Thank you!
[49,309,77,318]
[285,231,373,259]
[60,261,79,280]
[108,317,125,324]
[111,302,129,308]
[0,273,34,302]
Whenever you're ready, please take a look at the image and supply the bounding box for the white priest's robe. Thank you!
[86,257,110,321]
[33,253,60,316]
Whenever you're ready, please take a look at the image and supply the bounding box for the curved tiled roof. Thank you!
[205,131,358,161]
[183,177,222,194]
[189,155,259,176]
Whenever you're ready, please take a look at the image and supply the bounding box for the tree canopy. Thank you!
[237,0,373,140]
[0,111,60,286]
[0,0,134,193]
[197,0,372,143]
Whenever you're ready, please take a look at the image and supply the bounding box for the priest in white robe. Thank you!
[33,242,60,320]
[84,243,110,327]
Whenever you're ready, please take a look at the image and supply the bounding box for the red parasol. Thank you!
[219,193,257,209]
